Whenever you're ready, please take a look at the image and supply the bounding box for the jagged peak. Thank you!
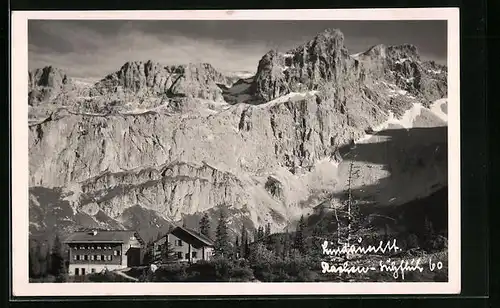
[29,65,71,88]
[313,28,345,42]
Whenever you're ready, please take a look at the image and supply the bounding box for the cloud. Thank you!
[28,20,447,79]
[28,21,270,78]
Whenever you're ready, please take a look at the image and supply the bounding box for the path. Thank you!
[114,268,139,282]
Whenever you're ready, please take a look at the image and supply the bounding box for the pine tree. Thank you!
[311,225,323,262]
[199,212,211,239]
[240,225,248,258]
[264,223,274,249]
[294,215,306,255]
[29,242,42,278]
[214,209,230,258]
[234,236,240,259]
[244,237,249,259]
[257,226,264,241]
[424,216,436,250]
[42,241,51,277]
[50,234,67,280]
[282,229,290,260]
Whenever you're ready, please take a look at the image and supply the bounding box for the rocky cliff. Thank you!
[28,28,448,240]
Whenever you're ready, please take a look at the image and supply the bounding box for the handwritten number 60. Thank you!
[429,258,443,271]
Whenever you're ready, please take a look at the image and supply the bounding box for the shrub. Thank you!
[87,270,133,282]
[153,263,188,282]
[250,254,318,282]
[187,260,217,281]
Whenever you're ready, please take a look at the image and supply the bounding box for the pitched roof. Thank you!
[170,226,214,248]
[63,230,144,244]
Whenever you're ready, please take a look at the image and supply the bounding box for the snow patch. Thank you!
[256,91,319,109]
[314,157,340,169]
[427,69,443,75]
[395,58,411,64]
[355,103,424,144]
[428,98,448,122]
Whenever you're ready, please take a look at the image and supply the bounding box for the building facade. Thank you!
[64,230,145,276]
[151,226,214,264]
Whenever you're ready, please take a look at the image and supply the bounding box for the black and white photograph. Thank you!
[11,9,460,296]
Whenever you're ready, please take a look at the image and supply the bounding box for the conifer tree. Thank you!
[42,241,51,277]
[311,225,323,262]
[234,236,240,259]
[294,215,306,255]
[240,225,248,258]
[257,226,264,241]
[29,242,42,278]
[214,209,230,258]
[199,212,211,239]
[50,234,67,280]
[282,229,290,260]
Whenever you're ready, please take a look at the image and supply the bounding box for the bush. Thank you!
[251,256,317,282]
[87,270,133,282]
[152,263,188,282]
[184,258,254,282]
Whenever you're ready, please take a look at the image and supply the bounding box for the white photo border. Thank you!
[11,8,461,296]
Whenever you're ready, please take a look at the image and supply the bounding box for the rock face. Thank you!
[252,29,446,106]
[28,28,449,239]
[28,66,73,106]
[93,61,231,102]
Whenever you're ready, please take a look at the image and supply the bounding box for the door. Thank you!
[75,268,79,276]
[81,268,86,275]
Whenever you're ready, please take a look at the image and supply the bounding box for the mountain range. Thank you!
[28,29,448,242]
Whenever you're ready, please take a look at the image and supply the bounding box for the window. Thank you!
[177,252,182,259]
[185,253,189,259]
[91,246,95,250]
[75,268,79,276]
[101,255,105,261]
[96,255,101,261]
[192,251,197,258]
[107,255,112,261]
[76,255,80,261]
[113,250,117,256]
[117,250,121,256]
[90,255,95,261]
[91,268,96,273]
[177,240,183,246]
[97,246,101,250]
[73,255,77,261]
[84,255,88,261]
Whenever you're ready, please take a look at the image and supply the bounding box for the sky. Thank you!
[28,20,447,79]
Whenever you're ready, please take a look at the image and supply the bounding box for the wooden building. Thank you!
[151,226,214,264]
[63,229,145,276]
